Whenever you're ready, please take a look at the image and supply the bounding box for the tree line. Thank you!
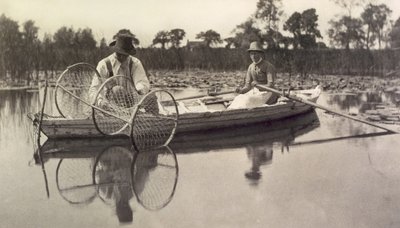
[1,0,400,85]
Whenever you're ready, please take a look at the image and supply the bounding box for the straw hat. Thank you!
[109,34,136,56]
[247,41,264,53]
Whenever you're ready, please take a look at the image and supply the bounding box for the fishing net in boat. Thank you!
[228,88,271,109]
[55,64,179,150]
[92,75,141,135]
[56,158,97,204]
[130,90,179,152]
[131,146,178,210]
[55,63,99,118]
[92,146,134,206]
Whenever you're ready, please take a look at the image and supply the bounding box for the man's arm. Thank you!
[89,60,108,104]
[130,57,150,95]
[267,64,276,88]
[236,65,253,94]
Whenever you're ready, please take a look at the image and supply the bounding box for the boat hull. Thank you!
[30,87,321,139]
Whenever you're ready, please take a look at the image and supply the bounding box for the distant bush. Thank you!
[137,48,400,77]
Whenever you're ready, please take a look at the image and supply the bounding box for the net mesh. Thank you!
[93,75,141,135]
[93,146,134,205]
[55,63,98,119]
[56,158,97,204]
[130,90,178,151]
[131,146,178,210]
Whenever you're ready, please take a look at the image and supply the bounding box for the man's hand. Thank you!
[250,81,258,87]
[235,87,242,93]
[136,83,148,95]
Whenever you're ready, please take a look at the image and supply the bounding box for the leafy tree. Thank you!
[389,17,400,49]
[330,0,365,17]
[169,28,186,48]
[152,30,170,49]
[0,14,22,81]
[232,18,263,48]
[284,12,302,48]
[371,4,392,49]
[224,37,240,48]
[284,8,322,49]
[99,38,108,49]
[21,20,40,82]
[53,26,75,67]
[301,9,322,38]
[255,0,282,31]
[195,29,222,47]
[53,26,75,49]
[74,28,97,62]
[328,16,365,49]
[74,28,96,50]
[254,0,283,48]
[41,33,57,78]
[361,4,377,49]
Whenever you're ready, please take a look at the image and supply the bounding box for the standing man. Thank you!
[235,41,278,105]
[89,32,150,106]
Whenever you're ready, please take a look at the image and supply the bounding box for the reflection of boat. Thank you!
[170,110,320,153]
[37,110,319,157]
[36,144,178,224]
[28,87,321,139]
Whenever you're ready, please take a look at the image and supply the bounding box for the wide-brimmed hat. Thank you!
[247,41,264,53]
[109,34,136,56]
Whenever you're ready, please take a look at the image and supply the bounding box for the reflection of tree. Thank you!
[326,93,364,111]
[245,143,273,186]
[326,91,400,114]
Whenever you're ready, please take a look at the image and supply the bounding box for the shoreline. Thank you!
[0,86,39,92]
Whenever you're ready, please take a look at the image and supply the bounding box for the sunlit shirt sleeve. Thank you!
[129,57,150,94]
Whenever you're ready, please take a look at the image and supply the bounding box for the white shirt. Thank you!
[89,53,150,102]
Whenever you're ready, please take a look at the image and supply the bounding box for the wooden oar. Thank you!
[291,131,394,146]
[175,90,236,101]
[255,84,399,134]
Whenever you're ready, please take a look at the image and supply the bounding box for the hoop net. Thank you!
[131,146,178,210]
[92,75,141,135]
[130,90,179,151]
[55,63,99,119]
[56,158,97,204]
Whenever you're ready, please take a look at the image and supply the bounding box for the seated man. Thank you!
[229,41,278,109]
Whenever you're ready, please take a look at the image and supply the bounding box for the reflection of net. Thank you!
[93,76,141,135]
[56,158,97,204]
[55,63,97,119]
[130,90,178,151]
[93,146,134,205]
[132,147,178,210]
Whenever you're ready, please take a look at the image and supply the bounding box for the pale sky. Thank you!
[1,0,399,47]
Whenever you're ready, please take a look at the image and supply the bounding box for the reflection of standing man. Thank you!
[244,143,273,185]
[94,147,134,224]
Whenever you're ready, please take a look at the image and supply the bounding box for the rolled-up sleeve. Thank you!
[267,64,276,88]
[238,65,253,94]
[131,57,150,93]
[89,60,108,103]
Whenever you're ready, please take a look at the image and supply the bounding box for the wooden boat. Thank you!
[35,110,320,159]
[28,86,322,139]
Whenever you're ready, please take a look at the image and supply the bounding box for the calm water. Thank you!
[1,88,400,228]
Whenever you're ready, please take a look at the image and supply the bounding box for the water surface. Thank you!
[1,89,400,228]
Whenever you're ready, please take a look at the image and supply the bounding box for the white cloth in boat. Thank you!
[228,87,273,109]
